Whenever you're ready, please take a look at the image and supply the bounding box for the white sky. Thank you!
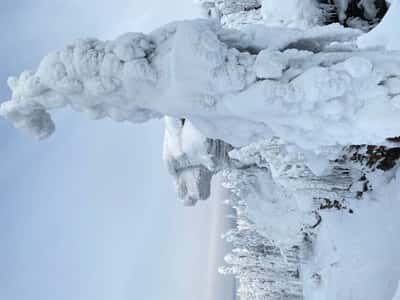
[0,1,234,300]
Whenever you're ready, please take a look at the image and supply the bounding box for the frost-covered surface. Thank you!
[261,0,322,28]
[220,134,400,299]
[302,144,400,300]
[0,20,255,140]
[198,0,389,30]
[219,138,354,299]
[304,173,400,300]
[198,2,400,300]
[2,1,400,299]
[163,117,232,205]
[2,19,400,155]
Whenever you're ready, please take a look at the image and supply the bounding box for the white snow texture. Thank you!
[2,17,400,154]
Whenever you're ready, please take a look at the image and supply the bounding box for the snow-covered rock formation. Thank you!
[2,0,400,299]
[2,20,399,149]
[163,117,232,206]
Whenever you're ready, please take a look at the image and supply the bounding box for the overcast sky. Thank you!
[0,1,234,300]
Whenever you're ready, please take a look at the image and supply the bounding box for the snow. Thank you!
[220,50,400,153]
[253,49,289,79]
[334,0,351,22]
[358,0,400,50]
[2,16,400,176]
[227,142,310,246]
[239,22,361,52]
[221,136,400,299]
[303,167,400,300]
[1,18,394,157]
[163,117,214,206]
[261,0,322,28]
[163,116,232,205]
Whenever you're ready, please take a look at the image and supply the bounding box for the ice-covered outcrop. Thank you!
[0,20,260,141]
[163,117,232,205]
[2,18,399,154]
[2,14,400,213]
[197,0,389,30]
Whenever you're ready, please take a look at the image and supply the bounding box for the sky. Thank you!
[0,1,234,300]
